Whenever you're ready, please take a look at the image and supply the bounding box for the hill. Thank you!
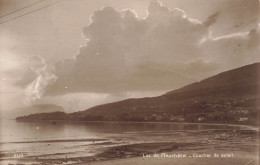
[4,104,64,119]
[16,63,260,125]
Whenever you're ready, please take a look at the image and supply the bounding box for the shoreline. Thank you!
[5,140,256,165]
[1,122,258,165]
[12,118,259,130]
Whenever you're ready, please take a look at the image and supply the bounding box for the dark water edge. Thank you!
[15,119,260,129]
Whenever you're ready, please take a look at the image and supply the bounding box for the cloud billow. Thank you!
[22,0,260,96]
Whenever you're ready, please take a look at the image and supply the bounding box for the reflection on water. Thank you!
[0,119,245,142]
[0,119,250,143]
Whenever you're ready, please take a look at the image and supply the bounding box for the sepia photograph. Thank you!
[0,0,259,164]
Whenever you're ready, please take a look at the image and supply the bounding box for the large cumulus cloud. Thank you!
[18,0,260,97]
[43,0,219,95]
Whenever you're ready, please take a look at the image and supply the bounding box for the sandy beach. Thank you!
[1,120,259,165]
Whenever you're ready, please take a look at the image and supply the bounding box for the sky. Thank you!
[0,0,259,114]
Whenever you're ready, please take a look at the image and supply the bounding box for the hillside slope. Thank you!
[17,63,260,125]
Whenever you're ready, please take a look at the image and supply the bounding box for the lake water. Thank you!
[0,119,258,165]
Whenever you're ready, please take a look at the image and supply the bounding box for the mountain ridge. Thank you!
[16,63,260,125]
